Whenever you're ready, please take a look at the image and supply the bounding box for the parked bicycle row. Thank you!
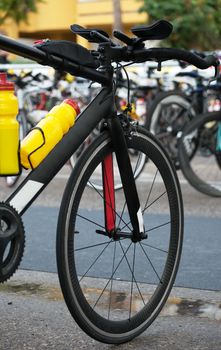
[148,68,221,197]
[2,54,221,196]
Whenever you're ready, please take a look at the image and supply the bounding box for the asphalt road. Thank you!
[19,205,221,291]
[0,165,221,291]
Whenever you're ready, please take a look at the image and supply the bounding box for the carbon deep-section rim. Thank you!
[56,127,183,344]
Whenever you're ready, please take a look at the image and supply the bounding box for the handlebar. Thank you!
[0,34,110,85]
[0,32,219,85]
[131,48,219,70]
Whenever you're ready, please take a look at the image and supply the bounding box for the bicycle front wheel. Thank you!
[56,127,183,344]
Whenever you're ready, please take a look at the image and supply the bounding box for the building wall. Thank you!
[0,18,19,39]
[76,0,147,47]
[19,1,77,33]
[18,0,77,40]
[77,0,146,27]
[1,0,147,45]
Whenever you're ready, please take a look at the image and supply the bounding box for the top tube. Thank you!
[0,34,111,86]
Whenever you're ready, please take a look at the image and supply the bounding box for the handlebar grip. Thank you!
[132,48,219,70]
[203,54,219,68]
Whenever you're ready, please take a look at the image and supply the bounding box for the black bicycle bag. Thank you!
[34,40,99,68]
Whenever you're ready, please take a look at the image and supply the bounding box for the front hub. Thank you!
[96,228,147,242]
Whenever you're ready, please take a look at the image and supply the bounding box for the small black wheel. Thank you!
[146,91,196,169]
[56,127,183,344]
[178,111,221,197]
[0,203,25,283]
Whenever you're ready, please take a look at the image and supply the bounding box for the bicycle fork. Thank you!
[98,116,146,242]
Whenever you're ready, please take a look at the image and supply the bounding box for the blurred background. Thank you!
[1,0,221,59]
[0,0,146,58]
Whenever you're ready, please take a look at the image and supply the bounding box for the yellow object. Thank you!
[65,73,75,83]
[121,103,140,121]
[128,103,140,121]
[20,99,80,169]
[0,73,19,175]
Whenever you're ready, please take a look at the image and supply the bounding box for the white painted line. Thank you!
[10,180,44,213]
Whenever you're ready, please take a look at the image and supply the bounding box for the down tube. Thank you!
[7,87,114,215]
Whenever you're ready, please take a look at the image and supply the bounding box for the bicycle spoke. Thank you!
[75,240,114,252]
[139,242,162,283]
[143,191,167,213]
[119,241,145,307]
[120,190,167,233]
[108,241,117,320]
[93,242,132,309]
[118,163,165,235]
[117,201,127,229]
[129,244,136,319]
[77,213,105,230]
[88,179,132,231]
[79,239,113,282]
[141,242,168,254]
[145,220,171,234]
[143,169,158,211]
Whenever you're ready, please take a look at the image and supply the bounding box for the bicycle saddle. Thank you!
[131,20,173,40]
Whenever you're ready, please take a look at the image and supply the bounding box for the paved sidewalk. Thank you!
[0,269,221,350]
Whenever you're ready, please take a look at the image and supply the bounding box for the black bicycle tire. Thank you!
[146,90,196,168]
[56,127,183,344]
[178,111,221,197]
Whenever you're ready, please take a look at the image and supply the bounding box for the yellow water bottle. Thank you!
[0,72,20,175]
[20,99,80,169]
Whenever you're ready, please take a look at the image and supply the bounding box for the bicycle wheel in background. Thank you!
[146,91,196,169]
[178,111,221,197]
[56,127,183,344]
[69,129,147,191]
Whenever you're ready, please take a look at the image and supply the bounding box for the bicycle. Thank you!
[146,68,221,169]
[178,110,221,197]
[0,19,218,344]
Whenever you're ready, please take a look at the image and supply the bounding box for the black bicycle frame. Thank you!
[1,33,144,237]
[6,88,144,239]
[6,88,113,215]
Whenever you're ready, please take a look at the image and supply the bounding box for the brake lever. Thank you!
[214,60,220,80]
[208,57,220,85]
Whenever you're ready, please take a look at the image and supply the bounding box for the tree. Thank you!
[0,0,43,25]
[139,0,221,50]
